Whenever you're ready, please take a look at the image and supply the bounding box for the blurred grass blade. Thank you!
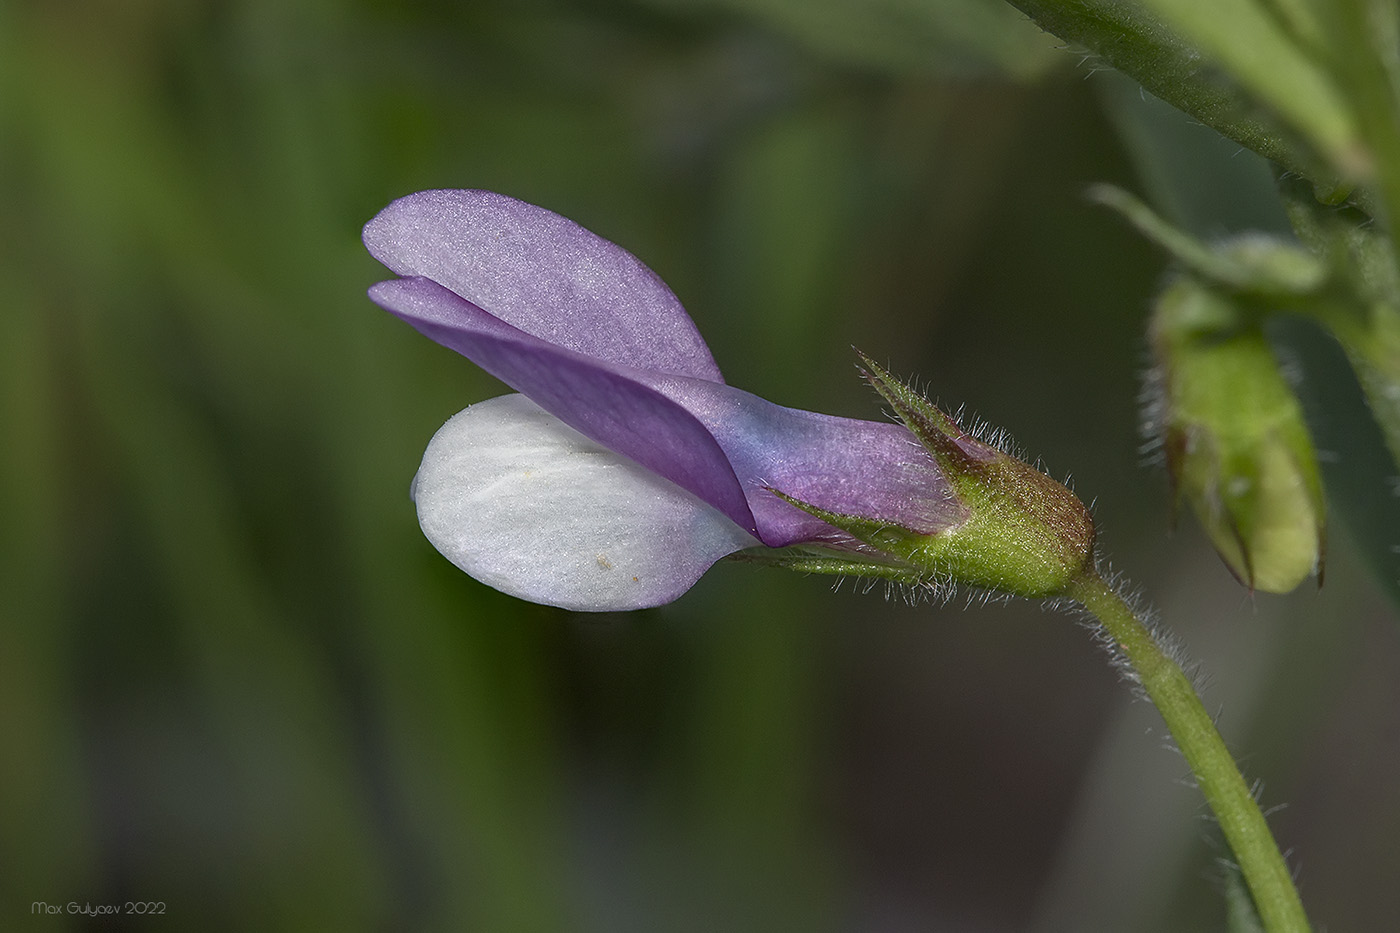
[647,0,1060,77]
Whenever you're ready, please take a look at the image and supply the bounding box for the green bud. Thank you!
[1150,277,1326,593]
[771,355,1096,599]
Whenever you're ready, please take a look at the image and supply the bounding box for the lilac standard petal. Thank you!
[370,277,967,548]
[363,190,723,381]
[413,394,759,611]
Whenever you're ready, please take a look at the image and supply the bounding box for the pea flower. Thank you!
[364,190,1094,610]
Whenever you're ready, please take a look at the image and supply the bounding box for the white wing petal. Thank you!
[412,394,759,611]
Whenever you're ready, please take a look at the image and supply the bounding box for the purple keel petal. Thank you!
[371,277,967,548]
[659,380,967,545]
[363,190,724,381]
[371,277,757,534]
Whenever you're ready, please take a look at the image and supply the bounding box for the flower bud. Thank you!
[1148,277,1326,592]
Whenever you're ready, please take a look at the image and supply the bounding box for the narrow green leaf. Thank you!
[1135,0,1364,175]
[1007,0,1347,198]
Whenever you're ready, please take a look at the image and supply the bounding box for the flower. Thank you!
[364,190,1093,610]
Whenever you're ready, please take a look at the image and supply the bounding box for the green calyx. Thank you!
[768,355,1097,599]
[726,543,935,589]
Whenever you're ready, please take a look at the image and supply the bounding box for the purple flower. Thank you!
[364,191,1012,610]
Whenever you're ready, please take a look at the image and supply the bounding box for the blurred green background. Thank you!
[2,0,1397,930]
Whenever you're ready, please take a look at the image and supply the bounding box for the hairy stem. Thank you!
[1066,571,1310,933]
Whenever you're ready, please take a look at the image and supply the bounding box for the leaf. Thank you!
[1135,0,1365,176]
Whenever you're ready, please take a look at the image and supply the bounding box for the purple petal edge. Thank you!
[363,190,724,382]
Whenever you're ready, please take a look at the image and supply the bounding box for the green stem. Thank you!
[1066,571,1310,933]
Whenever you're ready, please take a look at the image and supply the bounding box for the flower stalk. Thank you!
[1066,571,1311,933]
